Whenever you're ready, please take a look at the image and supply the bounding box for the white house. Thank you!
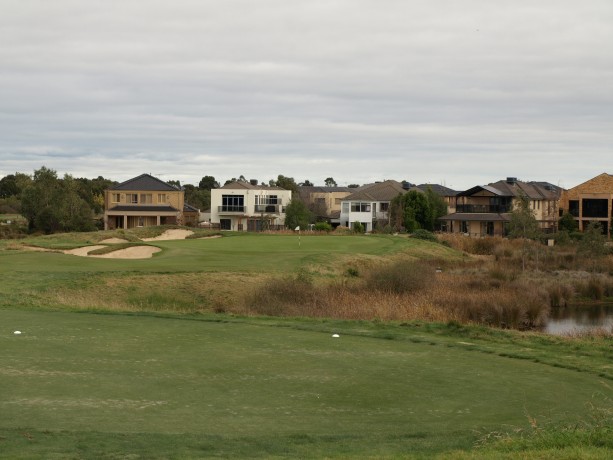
[339,180,410,232]
[210,181,293,231]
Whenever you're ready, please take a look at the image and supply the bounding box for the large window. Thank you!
[221,195,245,212]
[158,194,167,204]
[351,202,371,212]
[111,193,121,203]
[569,200,579,217]
[342,202,349,213]
[140,194,152,204]
[582,199,608,218]
[126,194,138,204]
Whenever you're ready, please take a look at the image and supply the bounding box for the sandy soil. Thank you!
[91,246,161,259]
[64,246,107,256]
[142,229,194,241]
[99,238,129,244]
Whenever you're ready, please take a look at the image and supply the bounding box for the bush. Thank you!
[365,260,433,294]
[352,221,365,233]
[411,229,437,242]
[314,221,332,232]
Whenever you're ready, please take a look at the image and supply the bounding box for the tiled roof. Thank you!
[110,174,180,191]
[344,180,408,202]
[221,181,286,191]
[417,184,458,196]
[458,179,561,200]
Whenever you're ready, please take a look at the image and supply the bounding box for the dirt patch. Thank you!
[99,238,129,244]
[142,229,194,241]
[200,235,222,239]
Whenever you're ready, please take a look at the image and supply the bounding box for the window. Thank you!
[461,221,468,233]
[221,195,244,212]
[111,193,121,203]
[126,194,138,204]
[582,199,608,218]
[140,194,152,204]
[158,194,167,204]
[255,195,278,205]
[351,202,371,212]
[569,200,579,217]
[380,202,389,212]
[342,202,349,213]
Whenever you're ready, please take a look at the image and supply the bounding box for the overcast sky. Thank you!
[1,0,611,190]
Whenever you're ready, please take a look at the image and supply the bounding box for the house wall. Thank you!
[560,173,613,237]
[210,187,292,231]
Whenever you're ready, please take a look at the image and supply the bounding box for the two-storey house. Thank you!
[297,186,353,226]
[339,180,411,232]
[104,174,199,230]
[210,181,292,231]
[440,177,561,237]
[559,172,613,238]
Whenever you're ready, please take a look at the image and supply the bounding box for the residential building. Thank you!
[210,181,292,231]
[339,180,410,232]
[559,173,613,238]
[297,186,353,226]
[440,177,561,237]
[104,174,199,230]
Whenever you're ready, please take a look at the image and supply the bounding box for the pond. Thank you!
[544,303,613,335]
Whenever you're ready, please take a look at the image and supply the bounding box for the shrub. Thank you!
[412,229,437,242]
[473,237,498,255]
[314,221,332,232]
[352,221,365,233]
[364,260,433,294]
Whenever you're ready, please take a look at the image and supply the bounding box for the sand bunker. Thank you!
[99,238,129,244]
[63,245,160,259]
[90,246,161,259]
[142,229,194,241]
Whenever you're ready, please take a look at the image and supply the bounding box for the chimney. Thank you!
[506,177,517,184]
[250,179,258,186]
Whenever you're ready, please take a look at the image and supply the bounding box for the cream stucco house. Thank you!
[210,181,292,231]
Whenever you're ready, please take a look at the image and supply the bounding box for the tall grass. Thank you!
[243,259,555,329]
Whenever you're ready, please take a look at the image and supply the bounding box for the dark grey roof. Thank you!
[107,205,179,212]
[298,186,353,193]
[111,174,180,191]
[457,179,560,200]
[183,203,199,212]
[417,184,458,196]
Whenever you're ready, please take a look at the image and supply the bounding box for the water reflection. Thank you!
[544,303,613,335]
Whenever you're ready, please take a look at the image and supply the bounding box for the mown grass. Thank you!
[1,309,612,458]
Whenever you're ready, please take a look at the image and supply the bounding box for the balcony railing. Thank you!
[254,204,282,213]
[456,204,510,213]
[218,205,245,213]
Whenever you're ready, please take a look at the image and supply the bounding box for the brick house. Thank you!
[559,173,613,238]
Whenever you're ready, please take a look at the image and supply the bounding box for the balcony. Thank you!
[456,204,510,214]
[218,205,246,213]
[254,204,282,213]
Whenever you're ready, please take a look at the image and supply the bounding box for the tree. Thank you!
[348,184,360,188]
[284,199,313,230]
[21,167,95,233]
[508,195,541,271]
[578,221,607,271]
[0,173,32,198]
[324,177,337,187]
[424,187,448,231]
[558,211,578,233]
[391,190,433,232]
[300,180,314,186]
[274,175,298,195]
[198,176,219,190]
